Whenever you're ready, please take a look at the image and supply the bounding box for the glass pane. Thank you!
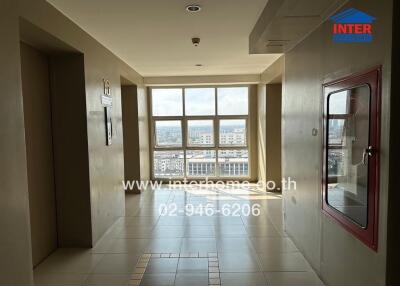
[187,120,214,146]
[186,150,216,177]
[218,150,249,177]
[185,88,215,115]
[217,87,248,115]
[219,119,246,146]
[155,121,182,147]
[329,90,349,114]
[326,85,370,227]
[152,88,183,116]
[154,151,184,178]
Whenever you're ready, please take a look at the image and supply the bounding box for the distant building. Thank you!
[155,126,248,177]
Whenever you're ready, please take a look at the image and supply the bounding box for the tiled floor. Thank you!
[34,185,325,286]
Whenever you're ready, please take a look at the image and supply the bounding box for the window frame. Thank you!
[150,85,250,180]
[322,67,381,251]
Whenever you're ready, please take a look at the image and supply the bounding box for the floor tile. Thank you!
[258,252,310,272]
[245,225,282,237]
[213,216,244,225]
[214,225,248,237]
[145,258,178,273]
[219,252,261,272]
[84,274,131,286]
[217,238,255,253]
[250,237,298,253]
[185,216,215,226]
[220,272,268,286]
[265,271,325,286]
[91,254,140,274]
[184,225,215,237]
[91,237,114,254]
[145,238,183,253]
[140,273,176,286]
[115,216,159,227]
[151,226,185,238]
[175,272,209,286]
[107,238,149,254]
[114,226,154,239]
[34,249,103,274]
[180,238,217,253]
[177,258,208,272]
[34,273,87,286]
[33,186,324,286]
[157,216,186,226]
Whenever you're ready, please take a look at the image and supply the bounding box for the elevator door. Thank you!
[20,42,58,267]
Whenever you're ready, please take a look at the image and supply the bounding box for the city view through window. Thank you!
[151,87,249,179]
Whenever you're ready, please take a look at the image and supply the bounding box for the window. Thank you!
[219,119,247,146]
[152,88,183,116]
[218,150,249,177]
[187,120,214,147]
[186,150,216,177]
[155,120,182,147]
[153,150,184,178]
[185,88,215,115]
[217,87,248,115]
[151,86,249,179]
[322,67,381,251]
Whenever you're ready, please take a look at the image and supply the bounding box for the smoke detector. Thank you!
[192,37,200,46]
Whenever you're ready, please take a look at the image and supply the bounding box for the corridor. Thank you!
[33,185,323,286]
[1,0,398,285]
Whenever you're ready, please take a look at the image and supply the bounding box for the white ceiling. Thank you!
[48,0,281,77]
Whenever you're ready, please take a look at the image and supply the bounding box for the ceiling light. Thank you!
[186,4,202,13]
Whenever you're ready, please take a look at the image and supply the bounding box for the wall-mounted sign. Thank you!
[103,79,111,96]
[102,79,113,146]
[101,95,113,106]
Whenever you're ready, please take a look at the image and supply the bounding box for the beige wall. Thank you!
[137,86,151,181]
[265,84,282,189]
[258,59,283,190]
[257,84,267,185]
[16,0,149,244]
[0,0,34,285]
[386,2,400,284]
[282,0,392,285]
[122,85,141,189]
[249,85,259,182]
[0,0,150,284]
[20,42,58,267]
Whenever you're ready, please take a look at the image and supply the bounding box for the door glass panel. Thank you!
[155,120,182,147]
[154,150,184,178]
[187,120,214,147]
[219,119,247,146]
[186,150,216,177]
[326,86,370,227]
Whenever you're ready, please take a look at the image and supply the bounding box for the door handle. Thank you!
[362,146,375,165]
